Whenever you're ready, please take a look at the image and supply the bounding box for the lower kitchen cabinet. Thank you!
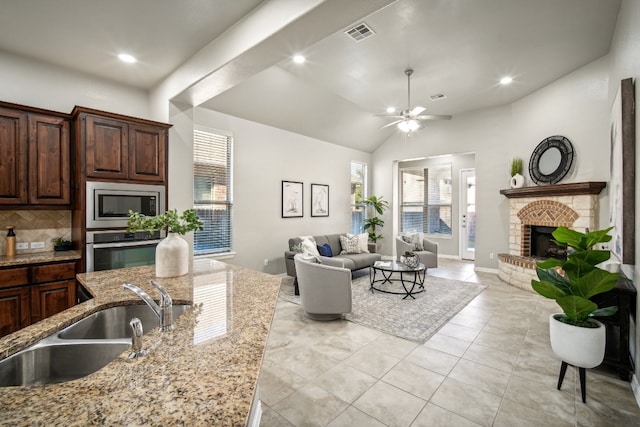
[0,287,30,338]
[0,261,77,338]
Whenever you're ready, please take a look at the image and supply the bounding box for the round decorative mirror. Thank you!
[528,136,574,185]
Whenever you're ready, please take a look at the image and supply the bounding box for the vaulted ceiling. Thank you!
[0,0,621,152]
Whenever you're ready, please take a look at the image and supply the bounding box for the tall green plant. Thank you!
[127,209,203,235]
[531,226,619,327]
[362,195,389,243]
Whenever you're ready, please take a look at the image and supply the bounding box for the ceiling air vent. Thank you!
[345,23,375,42]
[429,93,447,101]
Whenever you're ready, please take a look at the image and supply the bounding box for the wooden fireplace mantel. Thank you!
[499,181,606,198]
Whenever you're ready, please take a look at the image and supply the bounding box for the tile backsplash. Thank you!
[0,210,71,255]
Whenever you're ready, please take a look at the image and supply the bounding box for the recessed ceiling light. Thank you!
[118,53,137,63]
[386,106,396,113]
[293,54,306,64]
[500,76,513,85]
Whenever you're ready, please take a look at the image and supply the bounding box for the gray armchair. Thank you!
[293,254,352,321]
[396,236,438,269]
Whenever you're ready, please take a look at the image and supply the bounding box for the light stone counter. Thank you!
[0,259,281,426]
[0,250,81,268]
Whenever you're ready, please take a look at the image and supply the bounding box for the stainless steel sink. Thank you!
[0,341,129,387]
[58,304,190,339]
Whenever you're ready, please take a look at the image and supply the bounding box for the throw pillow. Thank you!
[298,236,320,256]
[347,232,369,253]
[402,233,424,251]
[317,243,333,257]
[339,234,361,255]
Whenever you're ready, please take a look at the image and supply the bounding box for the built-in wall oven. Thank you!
[86,181,166,229]
[85,230,165,272]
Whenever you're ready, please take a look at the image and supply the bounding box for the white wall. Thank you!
[372,56,611,269]
[0,51,150,117]
[607,0,640,398]
[189,108,372,273]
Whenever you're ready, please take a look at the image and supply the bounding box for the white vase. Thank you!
[155,233,189,278]
[510,173,525,189]
[549,313,605,368]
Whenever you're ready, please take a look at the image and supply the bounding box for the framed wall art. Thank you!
[609,78,635,264]
[282,180,303,218]
[311,184,329,217]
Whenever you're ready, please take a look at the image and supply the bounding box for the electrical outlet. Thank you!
[263,259,269,266]
[30,241,45,249]
[16,242,28,250]
[489,252,494,259]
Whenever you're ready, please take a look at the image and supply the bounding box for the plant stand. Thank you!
[557,361,588,403]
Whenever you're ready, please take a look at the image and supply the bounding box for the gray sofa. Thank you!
[285,234,381,294]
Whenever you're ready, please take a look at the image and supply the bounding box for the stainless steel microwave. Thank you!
[86,181,166,229]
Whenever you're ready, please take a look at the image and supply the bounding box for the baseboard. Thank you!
[632,374,640,408]
[475,267,499,274]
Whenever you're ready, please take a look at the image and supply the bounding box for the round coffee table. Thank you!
[369,260,426,299]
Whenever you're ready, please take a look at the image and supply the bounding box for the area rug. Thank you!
[279,271,487,343]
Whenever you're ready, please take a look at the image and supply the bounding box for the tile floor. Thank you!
[258,258,640,426]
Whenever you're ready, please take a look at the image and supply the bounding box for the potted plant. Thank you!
[52,237,72,251]
[362,195,389,245]
[127,209,203,278]
[510,157,525,188]
[531,226,619,402]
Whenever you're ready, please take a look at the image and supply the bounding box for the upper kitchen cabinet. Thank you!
[0,103,70,207]
[74,107,170,184]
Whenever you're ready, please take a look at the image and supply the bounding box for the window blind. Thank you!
[400,164,452,236]
[350,161,367,234]
[193,128,233,254]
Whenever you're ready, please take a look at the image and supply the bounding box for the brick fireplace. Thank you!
[497,182,606,291]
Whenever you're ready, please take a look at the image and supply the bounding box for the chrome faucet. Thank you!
[122,280,174,332]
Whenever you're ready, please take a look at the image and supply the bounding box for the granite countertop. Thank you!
[0,259,281,426]
[0,250,82,268]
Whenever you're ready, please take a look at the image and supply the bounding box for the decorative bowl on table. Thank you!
[401,251,420,269]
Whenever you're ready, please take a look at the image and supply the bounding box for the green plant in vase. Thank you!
[51,237,72,251]
[362,195,389,243]
[127,209,203,278]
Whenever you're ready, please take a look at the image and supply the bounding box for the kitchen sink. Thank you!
[58,304,191,339]
[0,341,129,387]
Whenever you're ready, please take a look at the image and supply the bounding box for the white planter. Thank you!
[510,173,525,189]
[549,313,606,368]
[155,233,189,278]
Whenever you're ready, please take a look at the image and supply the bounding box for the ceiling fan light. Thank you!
[407,119,419,131]
[397,120,410,133]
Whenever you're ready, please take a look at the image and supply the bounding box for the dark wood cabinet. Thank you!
[0,107,28,204]
[0,261,77,338]
[0,103,70,207]
[30,280,76,324]
[592,273,636,380]
[79,111,167,184]
[28,114,70,205]
[0,287,30,338]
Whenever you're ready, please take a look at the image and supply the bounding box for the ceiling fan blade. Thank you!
[374,114,404,118]
[416,114,453,121]
[381,119,403,129]
[410,106,426,116]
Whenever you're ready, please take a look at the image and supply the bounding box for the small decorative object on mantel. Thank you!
[128,209,203,278]
[531,226,619,403]
[52,237,72,251]
[509,157,525,189]
[401,251,420,269]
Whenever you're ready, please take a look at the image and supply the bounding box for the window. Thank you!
[350,161,367,234]
[400,164,452,236]
[193,127,233,255]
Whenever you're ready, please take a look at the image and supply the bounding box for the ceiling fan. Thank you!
[377,69,452,133]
